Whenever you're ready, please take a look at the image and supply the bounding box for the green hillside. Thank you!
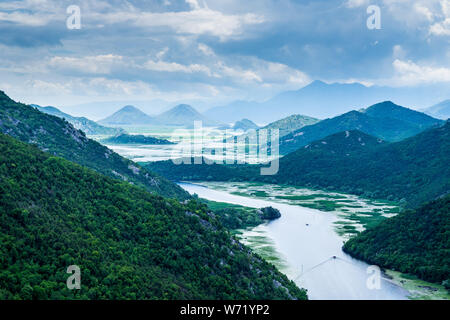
[0,133,306,300]
[0,91,188,200]
[145,122,450,207]
[279,102,443,154]
[361,101,443,128]
[32,105,124,136]
[343,196,450,284]
[261,114,320,138]
[277,122,450,207]
[101,133,174,145]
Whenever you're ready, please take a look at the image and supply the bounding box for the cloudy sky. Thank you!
[0,0,449,114]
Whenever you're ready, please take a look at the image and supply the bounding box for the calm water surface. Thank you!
[180,182,410,300]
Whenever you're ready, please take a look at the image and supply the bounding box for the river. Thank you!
[179,182,410,300]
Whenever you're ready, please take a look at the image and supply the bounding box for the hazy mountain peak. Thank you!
[362,101,443,127]
[99,105,156,125]
[156,104,219,127]
[119,105,142,112]
[167,104,198,115]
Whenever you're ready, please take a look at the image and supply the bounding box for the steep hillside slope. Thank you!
[279,102,442,154]
[0,91,188,200]
[0,133,306,300]
[276,123,450,207]
[32,105,124,136]
[145,123,450,207]
[343,196,450,284]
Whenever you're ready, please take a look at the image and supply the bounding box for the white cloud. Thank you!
[144,60,212,75]
[198,43,214,56]
[429,0,450,35]
[95,7,264,40]
[0,11,55,26]
[216,61,262,82]
[392,59,450,85]
[49,55,124,74]
[0,0,264,40]
[345,0,370,8]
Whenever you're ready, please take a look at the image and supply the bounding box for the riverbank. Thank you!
[181,181,448,300]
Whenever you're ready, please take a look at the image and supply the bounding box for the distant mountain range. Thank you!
[99,104,220,127]
[203,80,450,123]
[32,105,124,136]
[423,100,450,120]
[99,105,158,126]
[278,101,443,154]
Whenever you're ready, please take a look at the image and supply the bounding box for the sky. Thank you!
[0,0,449,115]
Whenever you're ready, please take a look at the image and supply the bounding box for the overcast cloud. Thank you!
[0,0,449,110]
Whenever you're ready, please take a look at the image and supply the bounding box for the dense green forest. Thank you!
[202,200,280,230]
[343,196,450,284]
[0,133,306,300]
[145,122,450,207]
[0,91,188,200]
[101,133,174,145]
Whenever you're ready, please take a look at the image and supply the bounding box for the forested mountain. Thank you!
[32,105,124,136]
[155,104,220,127]
[0,133,306,300]
[279,102,443,154]
[101,133,174,145]
[361,101,443,128]
[232,119,259,131]
[99,105,158,125]
[276,123,450,207]
[145,122,450,207]
[343,196,450,284]
[0,91,188,200]
[260,114,320,138]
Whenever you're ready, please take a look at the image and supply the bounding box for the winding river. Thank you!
[179,182,410,300]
